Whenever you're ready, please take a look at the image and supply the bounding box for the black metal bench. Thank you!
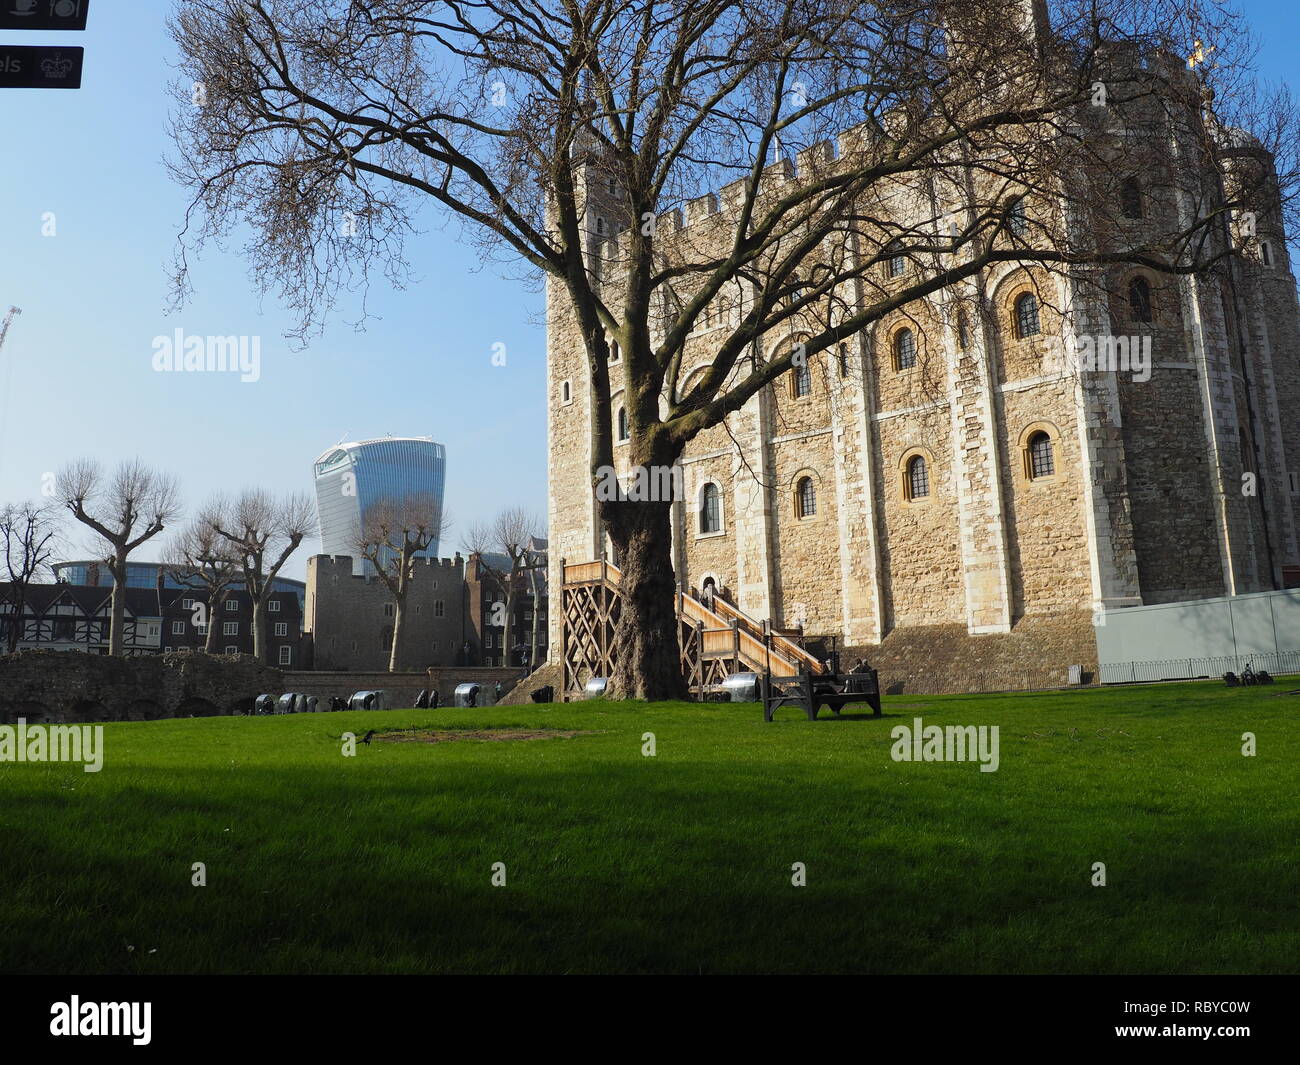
[761,666,882,721]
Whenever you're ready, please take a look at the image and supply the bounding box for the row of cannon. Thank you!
[249,683,496,715]
[250,690,391,715]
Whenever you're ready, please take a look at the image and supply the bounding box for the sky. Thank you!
[1,0,1298,583]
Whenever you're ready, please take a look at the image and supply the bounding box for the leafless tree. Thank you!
[168,0,1299,697]
[464,506,544,667]
[0,500,62,654]
[57,459,182,656]
[357,493,451,671]
[163,512,243,653]
[206,489,315,663]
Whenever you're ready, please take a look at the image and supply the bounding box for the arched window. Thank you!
[792,359,812,397]
[795,477,817,518]
[1261,240,1274,267]
[837,343,849,378]
[617,407,629,441]
[1008,196,1029,237]
[893,327,917,370]
[609,338,620,361]
[1014,292,1041,339]
[906,455,930,500]
[885,243,906,278]
[1120,177,1143,220]
[595,215,608,236]
[700,483,721,533]
[1128,276,1153,323]
[1027,431,1055,479]
[957,311,971,350]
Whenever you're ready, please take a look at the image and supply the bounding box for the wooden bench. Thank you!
[761,666,882,721]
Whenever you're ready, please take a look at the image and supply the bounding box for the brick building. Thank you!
[464,540,549,668]
[160,588,303,667]
[546,7,1300,691]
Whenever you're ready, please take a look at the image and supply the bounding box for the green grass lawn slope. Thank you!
[1,680,1296,974]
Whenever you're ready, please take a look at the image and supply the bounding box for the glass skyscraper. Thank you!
[313,437,447,575]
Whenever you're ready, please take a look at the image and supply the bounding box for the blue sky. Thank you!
[1,1,1297,581]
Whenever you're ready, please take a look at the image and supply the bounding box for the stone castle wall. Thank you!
[545,40,1300,693]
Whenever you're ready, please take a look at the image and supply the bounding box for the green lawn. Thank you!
[2,680,1297,974]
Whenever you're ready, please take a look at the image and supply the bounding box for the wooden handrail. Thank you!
[563,559,826,675]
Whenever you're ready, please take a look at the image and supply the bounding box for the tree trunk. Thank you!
[530,587,541,667]
[6,586,25,653]
[603,499,687,701]
[108,549,128,656]
[252,598,267,663]
[388,598,406,673]
[204,590,223,653]
[503,577,516,667]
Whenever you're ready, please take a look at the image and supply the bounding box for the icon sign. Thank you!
[0,1,90,31]
[0,45,83,88]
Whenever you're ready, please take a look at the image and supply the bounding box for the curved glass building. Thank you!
[313,437,447,575]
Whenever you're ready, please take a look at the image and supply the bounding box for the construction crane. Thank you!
[0,306,20,354]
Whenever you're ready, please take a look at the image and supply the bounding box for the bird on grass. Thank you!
[359,729,376,745]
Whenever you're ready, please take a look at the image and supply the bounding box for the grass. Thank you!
[1,679,1297,974]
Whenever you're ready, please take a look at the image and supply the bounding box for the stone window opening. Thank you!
[791,359,812,398]
[904,454,930,501]
[1014,292,1041,339]
[1027,431,1055,479]
[1261,240,1274,268]
[699,482,723,535]
[795,476,817,519]
[1018,423,1061,483]
[1008,196,1029,237]
[886,246,906,279]
[1128,275,1154,324]
[893,326,917,371]
[617,406,630,442]
[1120,177,1143,220]
[561,379,572,404]
[837,342,849,378]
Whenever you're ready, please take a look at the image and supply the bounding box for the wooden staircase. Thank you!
[561,559,825,700]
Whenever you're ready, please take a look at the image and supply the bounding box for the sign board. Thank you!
[0,0,89,32]
[0,45,83,88]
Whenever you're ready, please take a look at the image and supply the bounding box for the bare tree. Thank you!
[168,0,1299,697]
[0,500,62,654]
[357,493,451,671]
[57,459,182,656]
[206,490,315,663]
[464,507,544,668]
[163,512,243,653]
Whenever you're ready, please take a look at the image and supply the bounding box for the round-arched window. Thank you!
[1027,431,1055,479]
[894,327,917,370]
[700,483,721,533]
[1014,292,1041,339]
[906,455,930,500]
[795,477,817,519]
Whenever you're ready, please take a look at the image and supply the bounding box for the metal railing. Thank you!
[1100,650,1300,685]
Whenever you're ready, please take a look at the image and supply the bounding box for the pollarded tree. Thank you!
[0,500,62,654]
[167,0,1299,698]
[463,506,544,667]
[57,459,182,656]
[205,489,315,663]
[163,512,243,653]
[356,493,451,671]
